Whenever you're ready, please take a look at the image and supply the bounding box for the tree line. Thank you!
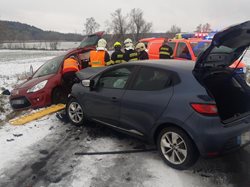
[0,8,213,49]
[84,8,213,44]
[83,8,153,43]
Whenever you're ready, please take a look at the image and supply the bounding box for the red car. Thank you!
[140,37,246,71]
[10,32,104,110]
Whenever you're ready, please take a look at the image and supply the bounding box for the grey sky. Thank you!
[0,0,249,34]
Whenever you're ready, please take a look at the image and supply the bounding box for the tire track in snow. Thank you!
[0,123,89,187]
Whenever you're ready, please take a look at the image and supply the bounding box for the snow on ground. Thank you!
[0,115,62,170]
[0,50,250,187]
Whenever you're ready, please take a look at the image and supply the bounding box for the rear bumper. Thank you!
[185,113,250,157]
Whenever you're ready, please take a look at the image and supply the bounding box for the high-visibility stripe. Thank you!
[159,51,170,55]
[160,47,169,51]
[114,60,124,64]
[130,58,138,61]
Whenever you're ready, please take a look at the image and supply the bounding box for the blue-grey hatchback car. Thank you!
[66,21,250,170]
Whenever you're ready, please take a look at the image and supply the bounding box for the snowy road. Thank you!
[0,50,250,187]
[0,116,250,187]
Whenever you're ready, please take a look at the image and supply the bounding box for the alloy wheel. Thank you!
[160,132,187,165]
[68,101,84,124]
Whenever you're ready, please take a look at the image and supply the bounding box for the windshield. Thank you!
[79,34,100,48]
[33,55,64,78]
[191,41,211,57]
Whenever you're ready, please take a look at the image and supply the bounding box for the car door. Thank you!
[120,66,174,136]
[83,65,136,126]
[148,40,164,59]
[167,41,176,58]
[175,42,192,60]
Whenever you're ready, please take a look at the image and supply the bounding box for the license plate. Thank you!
[239,131,250,145]
[11,100,24,105]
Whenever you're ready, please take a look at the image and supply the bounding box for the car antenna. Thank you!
[231,46,249,75]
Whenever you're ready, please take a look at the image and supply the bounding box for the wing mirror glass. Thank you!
[82,79,95,88]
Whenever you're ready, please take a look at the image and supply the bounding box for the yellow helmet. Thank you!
[114,42,121,47]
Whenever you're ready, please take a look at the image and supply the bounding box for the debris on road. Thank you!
[13,133,23,137]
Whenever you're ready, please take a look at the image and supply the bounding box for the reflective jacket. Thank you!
[111,50,124,64]
[138,50,149,60]
[89,50,110,67]
[159,44,173,59]
[62,58,79,74]
[124,49,139,62]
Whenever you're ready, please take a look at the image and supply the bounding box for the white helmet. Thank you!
[97,38,107,48]
[124,38,133,49]
[135,42,146,52]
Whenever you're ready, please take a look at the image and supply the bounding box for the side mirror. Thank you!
[0,88,10,95]
[27,65,34,80]
[30,65,34,75]
[81,79,95,88]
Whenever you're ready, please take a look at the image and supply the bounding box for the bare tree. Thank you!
[195,23,212,32]
[129,8,153,41]
[0,21,4,48]
[83,17,100,35]
[37,41,43,49]
[196,24,202,32]
[7,43,12,49]
[202,23,212,32]
[49,41,60,50]
[108,9,128,41]
[167,25,181,34]
[44,41,48,50]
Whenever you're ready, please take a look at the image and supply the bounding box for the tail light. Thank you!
[191,103,218,116]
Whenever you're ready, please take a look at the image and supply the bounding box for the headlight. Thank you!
[27,80,48,93]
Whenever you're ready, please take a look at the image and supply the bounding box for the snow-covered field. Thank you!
[0,50,250,187]
[1,41,81,50]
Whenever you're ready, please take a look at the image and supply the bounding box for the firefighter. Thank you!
[159,40,173,59]
[62,55,80,93]
[135,42,149,60]
[123,38,139,62]
[57,55,80,120]
[89,38,111,67]
[111,42,124,64]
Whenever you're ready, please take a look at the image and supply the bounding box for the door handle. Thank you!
[111,97,119,102]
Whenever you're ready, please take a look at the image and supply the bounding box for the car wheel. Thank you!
[157,127,199,170]
[66,98,85,126]
[52,87,67,104]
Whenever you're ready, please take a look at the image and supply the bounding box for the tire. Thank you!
[157,126,199,170]
[52,87,67,104]
[66,98,85,126]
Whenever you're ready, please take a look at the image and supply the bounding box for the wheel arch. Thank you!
[51,86,67,104]
[152,122,200,154]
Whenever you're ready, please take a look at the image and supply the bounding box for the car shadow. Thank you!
[192,147,250,187]
[71,122,250,187]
